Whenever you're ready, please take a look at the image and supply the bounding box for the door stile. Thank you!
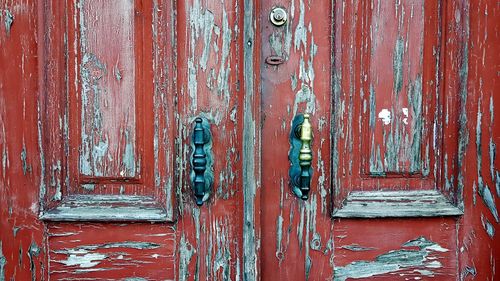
[175,0,248,279]
[242,0,262,280]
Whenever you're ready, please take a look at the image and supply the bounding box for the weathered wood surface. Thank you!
[258,0,498,280]
[332,0,460,212]
[0,0,498,280]
[333,190,463,218]
[48,223,176,280]
[40,195,169,222]
[334,218,458,280]
[37,0,176,221]
[175,0,246,279]
[259,0,335,279]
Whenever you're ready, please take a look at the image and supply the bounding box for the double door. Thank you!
[2,0,471,280]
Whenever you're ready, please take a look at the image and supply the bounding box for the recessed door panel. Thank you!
[39,0,175,221]
[78,0,138,179]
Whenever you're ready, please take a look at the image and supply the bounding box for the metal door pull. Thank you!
[191,117,213,206]
[289,113,313,200]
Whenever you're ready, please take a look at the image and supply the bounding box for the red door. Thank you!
[1,0,499,280]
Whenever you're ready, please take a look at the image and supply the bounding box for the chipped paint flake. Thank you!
[0,242,6,281]
[481,214,495,238]
[178,235,195,281]
[341,244,376,252]
[27,242,40,280]
[392,37,404,94]
[56,250,107,268]
[378,109,392,125]
[334,237,447,281]
[478,177,499,222]
[3,9,13,36]
[293,0,307,51]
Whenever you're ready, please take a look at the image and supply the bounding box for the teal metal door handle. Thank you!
[191,117,213,206]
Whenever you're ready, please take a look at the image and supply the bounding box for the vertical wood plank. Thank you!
[176,0,245,279]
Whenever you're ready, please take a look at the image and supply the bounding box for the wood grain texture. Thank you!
[78,0,138,178]
[332,0,458,213]
[48,223,175,280]
[175,0,246,279]
[457,0,500,280]
[38,0,175,221]
[366,0,428,176]
[0,1,46,280]
[260,0,335,279]
[334,218,458,280]
[332,190,463,218]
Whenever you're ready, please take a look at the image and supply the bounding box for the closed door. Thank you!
[259,1,464,279]
[1,0,496,280]
[35,0,246,280]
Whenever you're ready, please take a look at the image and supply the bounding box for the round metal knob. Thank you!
[270,7,287,27]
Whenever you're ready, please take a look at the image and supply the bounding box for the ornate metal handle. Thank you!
[289,113,313,200]
[191,117,213,206]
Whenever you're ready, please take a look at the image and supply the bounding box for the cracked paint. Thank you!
[3,9,13,36]
[335,237,449,281]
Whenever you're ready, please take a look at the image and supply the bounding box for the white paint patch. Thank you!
[424,261,442,268]
[413,269,434,277]
[378,109,392,125]
[402,107,409,124]
[30,202,38,213]
[425,244,449,252]
[58,250,107,268]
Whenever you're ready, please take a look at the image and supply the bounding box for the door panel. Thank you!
[48,223,176,280]
[333,218,458,280]
[39,0,175,222]
[332,0,462,217]
[76,0,138,179]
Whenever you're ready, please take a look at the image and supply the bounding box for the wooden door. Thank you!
[1,0,499,280]
[258,0,498,280]
[1,0,246,280]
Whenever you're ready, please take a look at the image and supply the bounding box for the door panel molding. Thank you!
[331,0,466,217]
[37,0,176,221]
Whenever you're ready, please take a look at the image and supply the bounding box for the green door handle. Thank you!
[191,117,213,206]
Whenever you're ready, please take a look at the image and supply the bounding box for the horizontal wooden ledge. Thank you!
[40,195,170,222]
[332,190,463,218]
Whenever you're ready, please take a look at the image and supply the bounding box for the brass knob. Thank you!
[289,113,313,200]
[297,114,312,199]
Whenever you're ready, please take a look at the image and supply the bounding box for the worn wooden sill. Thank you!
[40,195,169,222]
[332,190,463,218]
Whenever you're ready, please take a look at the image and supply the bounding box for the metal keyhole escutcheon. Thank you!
[270,7,287,27]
